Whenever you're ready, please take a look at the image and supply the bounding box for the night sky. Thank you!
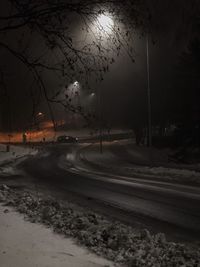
[0,0,199,132]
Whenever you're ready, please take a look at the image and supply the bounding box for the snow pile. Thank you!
[80,145,200,183]
[123,165,200,183]
[0,144,37,176]
[1,184,200,267]
[0,202,113,267]
[0,144,37,166]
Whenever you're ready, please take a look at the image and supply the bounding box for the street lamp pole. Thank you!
[95,13,113,153]
[98,87,103,153]
[146,33,152,147]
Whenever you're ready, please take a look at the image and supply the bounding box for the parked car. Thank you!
[57,135,78,143]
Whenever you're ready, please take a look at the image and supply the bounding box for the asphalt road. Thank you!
[17,144,200,243]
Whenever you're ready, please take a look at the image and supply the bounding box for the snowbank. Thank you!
[0,184,199,267]
[78,142,200,184]
[0,144,38,176]
[0,144,37,166]
[0,204,113,266]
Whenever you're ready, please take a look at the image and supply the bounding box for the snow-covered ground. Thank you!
[0,144,38,176]
[1,185,200,267]
[0,144,114,267]
[0,140,200,266]
[76,141,200,184]
[0,144,37,165]
[0,204,113,267]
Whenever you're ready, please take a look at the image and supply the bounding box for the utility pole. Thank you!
[98,87,103,153]
[146,33,152,147]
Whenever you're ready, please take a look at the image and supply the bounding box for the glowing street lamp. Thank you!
[96,13,114,33]
[89,92,95,97]
[37,112,43,117]
[73,81,79,87]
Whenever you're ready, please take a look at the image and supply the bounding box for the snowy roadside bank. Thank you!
[0,144,37,166]
[0,184,199,267]
[0,202,113,267]
[0,144,38,176]
[79,142,200,184]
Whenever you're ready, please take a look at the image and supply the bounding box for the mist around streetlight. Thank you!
[73,81,79,87]
[96,13,114,34]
